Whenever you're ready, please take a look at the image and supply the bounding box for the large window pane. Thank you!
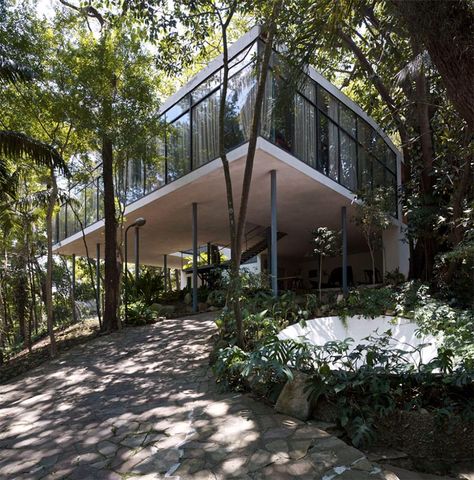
[193,89,220,168]
[165,95,190,123]
[318,87,338,121]
[273,75,293,151]
[73,187,86,228]
[339,103,357,137]
[387,171,398,217]
[58,205,66,241]
[191,71,221,104]
[294,94,316,168]
[373,158,385,188]
[225,63,257,148]
[299,75,316,103]
[145,137,166,193]
[357,147,372,191]
[340,131,357,191]
[115,163,127,205]
[386,147,397,174]
[97,177,104,220]
[261,70,293,150]
[167,113,190,182]
[319,114,339,180]
[372,132,386,160]
[229,42,257,77]
[126,157,144,203]
[85,182,97,225]
[261,69,274,140]
[357,118,372,147]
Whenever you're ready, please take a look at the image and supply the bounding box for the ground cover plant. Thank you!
[211,279,474,450]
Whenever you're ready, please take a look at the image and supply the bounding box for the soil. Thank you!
[0,318,100,384]
[312,399,474,477]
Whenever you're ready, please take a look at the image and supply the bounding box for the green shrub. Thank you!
[122,300,157,326]
[207,289,226,307]
[123,267,164,305]
[213,331,474,448]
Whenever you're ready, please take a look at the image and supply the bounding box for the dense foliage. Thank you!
[212,278,474,447]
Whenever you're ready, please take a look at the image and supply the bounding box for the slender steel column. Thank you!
[124,228,130,324]
[192,202,198,313]
[96,243,101,321]
[163,254,168,292]
[341,206,348,297]
[72,253,76,323]
[270,170,278,297]
[134,226,140,280]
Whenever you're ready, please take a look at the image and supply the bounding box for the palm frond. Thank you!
[0,131,69,176]
[394,51,432,85]
[0,58,34,83]
[0,160,18,199]
[13,188,70,211]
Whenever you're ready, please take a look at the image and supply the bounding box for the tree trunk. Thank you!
[46,168,57,357]
[369,243,376,286]
[102,135,120,332]
[226,0,282,348]
[319,255,323,301]
[392,0,474,132]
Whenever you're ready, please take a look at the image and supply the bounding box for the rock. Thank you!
[184,292,192,305]
[275,371,312,421]
[208,306,219,312]
[160,305,176,316]
[149,303,162,312]
[198,302,208,312]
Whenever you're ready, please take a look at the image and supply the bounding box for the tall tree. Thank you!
[55,2,162,331]
[391,0,474,132]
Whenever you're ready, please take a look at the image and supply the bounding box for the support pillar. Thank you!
[270,170,278,297]
[163,254,168,292]
[72,253,76,323]
[96,243,102,322]
[192,202,198,313]
[341,206,348,297]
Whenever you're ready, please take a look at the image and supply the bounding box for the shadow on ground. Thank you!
[0,313,398,479]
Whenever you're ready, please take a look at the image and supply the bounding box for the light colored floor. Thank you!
[0,313,450,479]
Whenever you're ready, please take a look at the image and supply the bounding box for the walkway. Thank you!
[0,314,417,479]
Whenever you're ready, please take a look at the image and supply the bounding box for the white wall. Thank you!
[298,250,383,287]
[278,316,439,366]
[383,224,410,279]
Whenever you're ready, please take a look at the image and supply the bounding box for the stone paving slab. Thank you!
[1,313,394,479]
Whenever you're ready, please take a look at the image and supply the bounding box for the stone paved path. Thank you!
[0,313,402,479]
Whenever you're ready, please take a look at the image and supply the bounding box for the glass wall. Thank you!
[55,38,399,243]
[167,112,191,182]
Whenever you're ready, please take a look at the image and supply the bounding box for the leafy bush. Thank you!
[213,331,474,448]
[334,287,396,319]
[122,300,157,326]
[207,289,226,307]
[211,278,474,450]
[124,267,164,305]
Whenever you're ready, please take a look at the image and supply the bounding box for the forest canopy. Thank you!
[0,0,472,363]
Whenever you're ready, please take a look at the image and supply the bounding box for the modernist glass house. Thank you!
[53,26,409,304]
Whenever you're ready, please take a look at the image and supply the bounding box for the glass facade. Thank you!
[55,38,399,243]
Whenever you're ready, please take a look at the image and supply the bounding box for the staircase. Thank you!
[240,231,286,264]
[183,226,286,273]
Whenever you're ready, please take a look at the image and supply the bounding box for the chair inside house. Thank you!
[364,268,382,284]
[327,266,354,287]
[308,269,319,289]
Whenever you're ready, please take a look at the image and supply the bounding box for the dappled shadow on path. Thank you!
[0,313,381,480]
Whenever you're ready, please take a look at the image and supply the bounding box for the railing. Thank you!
[55,36,398,244]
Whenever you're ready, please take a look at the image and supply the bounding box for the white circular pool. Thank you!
[278,316,440,366]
